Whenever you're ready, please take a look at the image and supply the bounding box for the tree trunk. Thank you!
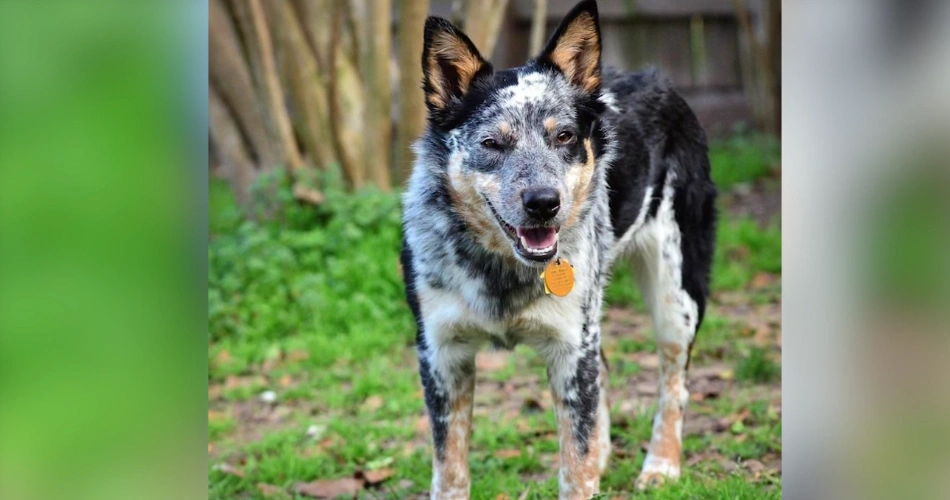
[463,0,509,58]
[767,0,781,135]
[363,0,393,191]
[463,0,491,54]
[328,0,367,189]
[209,84,256,209]
[249,0,305,172]
[482,0,511,58]
[209,0,276,168]
[395,0,430,183]
[528,0,548,56]
[267,1,338,170]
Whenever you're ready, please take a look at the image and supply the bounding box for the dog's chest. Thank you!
[421,276,589,349]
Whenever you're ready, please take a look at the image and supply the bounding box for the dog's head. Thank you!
[421,0,605,266]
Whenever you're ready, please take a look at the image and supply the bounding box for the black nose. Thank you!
[522,188,561,220]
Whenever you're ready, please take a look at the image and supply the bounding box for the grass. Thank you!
[208,134,782,498]
[735,347,781,384]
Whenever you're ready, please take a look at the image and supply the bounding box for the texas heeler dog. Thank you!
[401,1,716,497]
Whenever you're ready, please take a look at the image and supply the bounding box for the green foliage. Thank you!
[208,170,411,375]
[714,217,782,291]
[709,133,780,190]
[736,347,781,384]
[604,259,645,309]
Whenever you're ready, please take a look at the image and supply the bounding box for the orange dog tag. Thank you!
[541,258,574,297]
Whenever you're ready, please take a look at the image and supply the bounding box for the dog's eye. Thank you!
[481,138,500,149]
[556,131,576,145]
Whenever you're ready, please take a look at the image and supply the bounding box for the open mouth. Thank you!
[484,198,559,262]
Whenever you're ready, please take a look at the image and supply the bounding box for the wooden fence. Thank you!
[426,0,780,136]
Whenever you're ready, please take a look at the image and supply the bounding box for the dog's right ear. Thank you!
[422,17,493,122]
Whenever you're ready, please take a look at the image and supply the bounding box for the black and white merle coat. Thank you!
[401,2,716,498]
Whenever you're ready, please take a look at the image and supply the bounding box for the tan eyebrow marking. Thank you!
[544,117,558,134]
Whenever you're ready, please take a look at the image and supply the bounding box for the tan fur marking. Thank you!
[548,13,601,93]
[564,139,597,228]
[433,376,474,497]
[651,404,682,463]
[647,342,687,466]
[427,93,446,109]
[660,342,683,365]
[447,164,512,255]
[498,121,512,136]
[426,30,484,110]
[554,400,601,499]
[544,117,558,134]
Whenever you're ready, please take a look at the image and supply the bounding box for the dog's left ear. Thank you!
[536,0,601,94]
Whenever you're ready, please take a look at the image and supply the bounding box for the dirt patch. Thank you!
[722,176,782,226]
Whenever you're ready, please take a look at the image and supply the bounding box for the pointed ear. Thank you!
[422,17,493,118]
[537,0,601,94]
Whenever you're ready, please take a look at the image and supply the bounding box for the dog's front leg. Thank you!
[546,329,603,500]
[418,337,476,500]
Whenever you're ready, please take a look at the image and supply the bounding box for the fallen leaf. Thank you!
[293,184,326,205]
[225,374,267,390]
[361,395,384,412]
[207,443,214,454]
[737,325,756,337]
[214,349,231,365]
[493,449,522,459]
[294,478,364,498]
[256,483,286,498]
[212,462,244,478]
[732,408,752,424]
[287,349,310,363]
[359,467,394,485]
[744,459,766,475]
[208,384,223,400]
[279,374,293,388]
[495,494,510,500]
[208,410,225,422]
[750,272,777,289]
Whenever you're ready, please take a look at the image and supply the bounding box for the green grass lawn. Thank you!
[208,134,782,499]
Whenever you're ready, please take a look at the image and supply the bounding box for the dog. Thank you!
[401,1,716,497]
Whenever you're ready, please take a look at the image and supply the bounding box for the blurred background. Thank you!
[208,1,783,498]
[208,0,780,201]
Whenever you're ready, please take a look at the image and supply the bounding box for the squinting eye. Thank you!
[481,138,500,149]
[556,131,576,145]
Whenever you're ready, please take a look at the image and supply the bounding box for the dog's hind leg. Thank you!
[417,335,477,500]
[628,182,714,490]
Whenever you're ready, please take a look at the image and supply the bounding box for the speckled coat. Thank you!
[400,2,717,498]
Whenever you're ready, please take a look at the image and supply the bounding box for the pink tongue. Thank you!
[516,227,557,249]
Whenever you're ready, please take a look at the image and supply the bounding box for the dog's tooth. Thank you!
[520,235,528,249]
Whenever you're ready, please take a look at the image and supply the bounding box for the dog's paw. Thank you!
[634,458,680,490]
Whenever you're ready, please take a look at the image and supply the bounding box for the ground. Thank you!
[208,134,781,499]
